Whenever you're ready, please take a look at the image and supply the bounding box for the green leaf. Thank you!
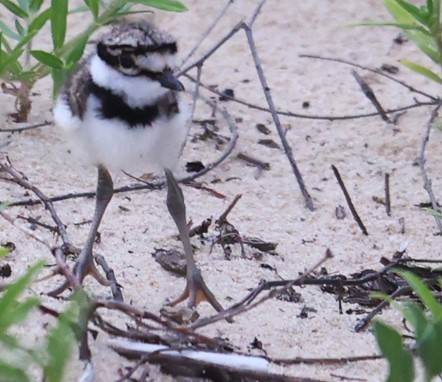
[427,0,434,14]
[417,318,442,380]
[1,32,13,52]
[45,319,75,382]
[374,321,415,382]
[83,0,99,19]
[385,0,420,23]
[0,325,41,365]
[397,270,442,318]
[0,359,29,382]
[18,0,29,13]
[0,20,21,40]
[0,247,10,257]
[15,29,38,52]
[0,47,23,77]
[130,0,187,12]
[400,301,429,337]
[400,59,442,83]
[15,30,38,55]
[31,50,64,69]
[15,19,25,37]
[28,8,51,33]
[13,70,38,81]
[111,9,154,18]
[354,22,430,35]
[371,291,393,302]
[428,0,440,28]
[51,68,67,98]
[65,33,88,67]
[0,56,23,78]
[44,290,91,382]
[0,34,24,79]
[395,0,430,26]
[108,4,132,20]
[0,331,24,351]
[29,0,43,13]
[0,263,42,338]
[408,32,440,63]
[0,0,29,18]
[1,28,39,75]
[384,0,441,63]
[0,262,43,316]
[0,297,40,330]
[50,0,68,50]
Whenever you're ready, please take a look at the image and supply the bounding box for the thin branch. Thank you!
[178,20,244,76]
[418,101,442,234]
[300,54,439,102]
[179,0,234,68]
[179,94,238,181]
[127,344,324,382]
[242,19,314,211]
[354,286,411,332]
[216,194,242,225]
[53,246,79,290]
[0,159,71,246]
[274,354,382,365]
[248,0,266,26]
[385,173,391,216]
[191,250,331,330]
[95,255,123,301]
[184,73,436,121]
[0,120,52,133]
[0,210,49,247]
[351,70,390,123]
[237,152,270,171]
[331,164,368,235]
[189,64,202,126]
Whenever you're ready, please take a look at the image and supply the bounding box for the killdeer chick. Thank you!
[52,20,224,313]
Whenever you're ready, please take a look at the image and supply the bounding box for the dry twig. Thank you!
[241,2,314,210]
[0,158,71,247]
[331,164,368,235]
[351,70,390,123]
[418,101,442,234]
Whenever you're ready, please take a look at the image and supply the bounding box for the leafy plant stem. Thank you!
[430,1,442,73]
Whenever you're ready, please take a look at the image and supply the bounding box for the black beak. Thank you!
[156,69,184,91]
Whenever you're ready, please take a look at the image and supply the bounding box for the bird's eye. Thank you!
[120,52,134,69]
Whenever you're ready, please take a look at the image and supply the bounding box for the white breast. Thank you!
[53,70,190,173]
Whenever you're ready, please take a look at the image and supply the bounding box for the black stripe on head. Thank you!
[97,41,177,78]
[97,42,119,68]
[88,82,159,127]
[107,42,177,55]
[146,42,177,54]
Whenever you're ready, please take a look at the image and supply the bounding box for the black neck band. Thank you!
[89,81,159,128]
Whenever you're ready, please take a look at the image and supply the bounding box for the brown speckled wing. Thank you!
[64,59,93,120]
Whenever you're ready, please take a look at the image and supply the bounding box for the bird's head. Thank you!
[96,20,184,92]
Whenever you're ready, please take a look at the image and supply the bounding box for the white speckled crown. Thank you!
[101,20,176,48]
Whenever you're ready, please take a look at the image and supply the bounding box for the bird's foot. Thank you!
[48,254,110,297]
[170,269,223,311]
[161,269,232,324]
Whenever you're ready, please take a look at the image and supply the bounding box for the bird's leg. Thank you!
[164,169,224,312]
[49,165,113,296]
[74,165,114,284]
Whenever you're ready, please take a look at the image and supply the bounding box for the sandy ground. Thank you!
[1,0,442,381]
